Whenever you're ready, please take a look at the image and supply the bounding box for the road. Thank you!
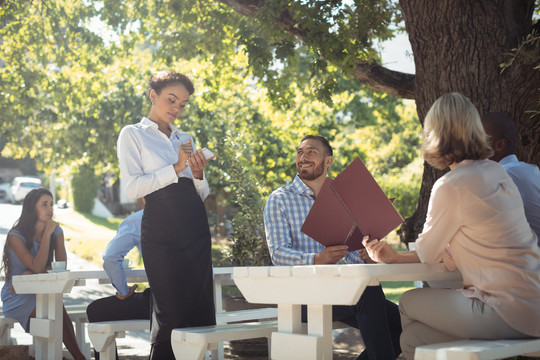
[0,200,151,359]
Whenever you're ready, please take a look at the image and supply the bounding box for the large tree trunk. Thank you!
[398,0,540,243]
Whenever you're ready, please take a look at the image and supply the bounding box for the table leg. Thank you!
[213,276,225,360]
[277,304,302,333]
[33,293,63,360]
[307,304,332,360]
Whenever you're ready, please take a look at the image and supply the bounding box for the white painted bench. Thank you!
[171,320,278,360]
[415,338,540,360]
[0,304,91,358]
[88,319,150,360]
[0,317,17,346]
[171,317,350,360]
[216,307,277,323]
[87,307,279,360]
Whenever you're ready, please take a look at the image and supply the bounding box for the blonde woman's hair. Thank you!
[422,92,493,170]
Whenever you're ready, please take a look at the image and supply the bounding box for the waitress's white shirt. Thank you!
[117,117,209,201]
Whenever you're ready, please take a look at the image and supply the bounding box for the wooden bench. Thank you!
[88,319,150,360]
[86,307,279,360]
[0,317,17,346]
[171,320,278,360]
[170,318,350,360]
[0,304,91,358]
[415,339,540,360]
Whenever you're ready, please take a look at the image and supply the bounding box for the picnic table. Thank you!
[12,267,235,360]
[233,263,463,360]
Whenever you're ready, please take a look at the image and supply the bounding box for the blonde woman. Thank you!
[363,92,540,359]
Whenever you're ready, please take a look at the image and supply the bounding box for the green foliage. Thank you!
[71,163,99,213]
[378,158,422,218]
[332,98,422,219]
[222,140,272,266]
[0,0,423,261]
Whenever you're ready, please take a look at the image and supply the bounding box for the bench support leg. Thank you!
[89,332,119,360]
[99,342,116,360]
[172,340,206,360]
[0,322,14,346]
[73,319,91,358]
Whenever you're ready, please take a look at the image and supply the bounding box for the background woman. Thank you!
[363,92,540,359]
[117,70,215,359]
[1,188,86,360]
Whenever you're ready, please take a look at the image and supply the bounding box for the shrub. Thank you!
[224,150,272,266]
[71,164,100,213]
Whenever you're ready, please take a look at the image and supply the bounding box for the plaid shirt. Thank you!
[264,175,362,265]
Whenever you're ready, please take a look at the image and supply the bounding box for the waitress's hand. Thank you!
[173,144,189,174]
[189,149,211,180]
[188,149,208,180]
[180,139,193,156]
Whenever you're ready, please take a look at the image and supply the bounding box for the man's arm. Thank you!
[264,193,318,265]
[103,211,143,296]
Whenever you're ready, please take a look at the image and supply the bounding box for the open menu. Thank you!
[300,157,403,251]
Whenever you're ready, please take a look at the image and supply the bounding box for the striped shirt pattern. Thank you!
[264,175,362,265]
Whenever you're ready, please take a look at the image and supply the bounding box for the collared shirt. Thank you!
[264,175,362,265]
[117,117,209,201]
[102,210,143,296]
[499,154,540,240]
[416,159,540,337]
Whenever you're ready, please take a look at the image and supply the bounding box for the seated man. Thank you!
[264,135,401,360]
[482,112,540,242]
[86,201,151,360]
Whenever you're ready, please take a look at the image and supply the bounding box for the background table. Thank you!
[234,263,463,360]
[12,268,235,360]
[12,269,145,360]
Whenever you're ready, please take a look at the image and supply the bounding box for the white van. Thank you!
[8,177,43,203]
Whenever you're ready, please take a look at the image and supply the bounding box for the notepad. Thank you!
[300,157,404,251]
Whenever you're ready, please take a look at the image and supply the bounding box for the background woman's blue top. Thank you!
[1,226,63,332]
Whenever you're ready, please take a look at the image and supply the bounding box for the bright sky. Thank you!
[86,10,416,75]
[379,32,415,74]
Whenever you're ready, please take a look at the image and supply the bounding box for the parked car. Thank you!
[8,177,43,203]
[0,182,12,201]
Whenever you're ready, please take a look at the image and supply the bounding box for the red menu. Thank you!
[301,157,403,251]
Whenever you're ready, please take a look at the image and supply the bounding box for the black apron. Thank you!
[141,178,215,346]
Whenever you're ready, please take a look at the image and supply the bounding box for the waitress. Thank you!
[117,70,215,359]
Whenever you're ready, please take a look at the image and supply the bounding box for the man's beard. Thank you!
[297,160,325,181]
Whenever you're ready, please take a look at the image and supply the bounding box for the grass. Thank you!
[381,281,415,304]
[56,210,120,264]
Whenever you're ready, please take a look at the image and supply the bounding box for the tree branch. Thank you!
[353,62,415,99]
[219,0,416,99]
